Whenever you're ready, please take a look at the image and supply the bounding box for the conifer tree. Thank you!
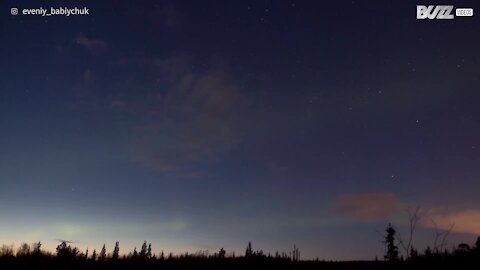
[99,244,107,261]
[384,223,399,261]
[147,243,152,258]
[245,242,253,257]
[112,242,120,260]
[132,247,138,259]
[219,248,226,258]
[32,242,42,256]
[140,241,148,258]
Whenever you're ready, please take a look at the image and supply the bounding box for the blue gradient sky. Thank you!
[0,0,479,260]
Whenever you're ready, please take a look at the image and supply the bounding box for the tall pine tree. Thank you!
[98,244,107,261]
[245,242,253,257]
[91,249,97,261]
[146,243,152,259]
[112,242,120,260]
[384,223,399,261]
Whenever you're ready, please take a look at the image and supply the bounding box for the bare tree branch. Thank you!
[431,220,455,253]
[397,206,421,258]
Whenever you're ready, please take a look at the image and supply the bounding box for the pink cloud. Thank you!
[334,192,404,221]
[422,209,480,235]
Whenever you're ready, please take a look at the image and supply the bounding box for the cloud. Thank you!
[125,56,246,173]
[75,33,108,54]
[334,192,404,221]
[422,209,480,235]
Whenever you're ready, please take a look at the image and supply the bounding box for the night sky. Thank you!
[1,0,480,260]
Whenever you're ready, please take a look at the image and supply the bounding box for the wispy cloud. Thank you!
[334,192,404,221]
[334,191,480,235]
[75,33,108,54]
[114,56,247,174]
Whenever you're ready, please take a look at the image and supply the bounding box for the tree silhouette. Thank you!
[218,248,226,259]
[3,235,480,269]
[456,243,470,254]
[245,241,253,257]
[146,243,152,259]
[140,241,147,259]
[424,246,432,257]
[16,243,30,257]
[383,223,399,261]
[112,241,120,260]
[409,247,418,259]
[397,206,421,259]
[292,245,300,261]
[132,247,138,259]
[56,242,67,256]
[98,244,106,261]
[0,245,14,257]
[32,242,42,256]
[56,241,79,260]
[431,220,454,253]
[91,249,97,261]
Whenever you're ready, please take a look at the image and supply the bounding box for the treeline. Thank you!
[380,222,480,270]
[0,241,303,270]
[1,236,480,270]
[384,228,480,262]
[0,241,298,261]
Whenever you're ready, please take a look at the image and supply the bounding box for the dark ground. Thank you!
[1,256,480,270]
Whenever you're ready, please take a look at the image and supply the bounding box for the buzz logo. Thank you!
[417,5,454,19]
